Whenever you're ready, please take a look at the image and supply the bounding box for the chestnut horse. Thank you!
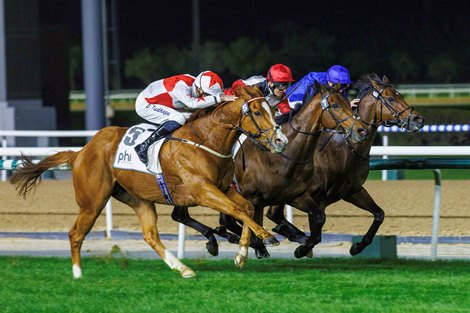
[9,86,288,278]
[171,81,369,257]
[265,74,425,258]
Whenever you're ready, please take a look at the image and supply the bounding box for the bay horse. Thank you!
[265,73,425,258]
[171,81,369,257]
[9,86,288,278]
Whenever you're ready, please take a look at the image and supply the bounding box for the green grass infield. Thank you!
[1,256,470,313]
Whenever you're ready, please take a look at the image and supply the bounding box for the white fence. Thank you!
[1,126,470,259]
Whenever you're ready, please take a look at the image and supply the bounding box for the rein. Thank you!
[360,85,415,130]
[168,96,277,159]
[167,137,232,158]
[276,89,357,164]
[325,83,416,161]
[234,96,279,152]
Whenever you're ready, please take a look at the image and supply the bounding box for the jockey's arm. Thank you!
[173,85,221,109]
[277,99,291,114]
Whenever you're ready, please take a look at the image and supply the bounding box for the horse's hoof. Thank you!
[235,254,246,268]
[263,236,280,247]
[294,245,309,259]
[181,268,197,278]
[206,242,219,256]
[255,248,271,259]
[271,224,284,234]
[289,234,308,244]
[307,249,313,258]
[350,243,364,256]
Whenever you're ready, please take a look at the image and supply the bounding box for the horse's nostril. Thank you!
[359,128,369,137]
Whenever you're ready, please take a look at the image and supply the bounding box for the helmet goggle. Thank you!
[340,84,350,92]
[273,82,291,91]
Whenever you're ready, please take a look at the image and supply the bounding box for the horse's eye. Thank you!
[388,97,395,102]
[332,103,339,109]
[254,111,262,116]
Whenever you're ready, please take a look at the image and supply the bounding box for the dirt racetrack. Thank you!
[1,180,469,237]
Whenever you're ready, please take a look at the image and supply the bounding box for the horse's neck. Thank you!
[190,109,239,156]
[353,97,381,155]
[283,101,323,158]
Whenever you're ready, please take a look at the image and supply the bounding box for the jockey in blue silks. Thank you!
[276,65,358,124]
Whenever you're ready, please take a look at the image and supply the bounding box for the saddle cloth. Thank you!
[231,134,247,160]
[113,123,165,175]
[230,134,248,192]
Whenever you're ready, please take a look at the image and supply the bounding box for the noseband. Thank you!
[361,85,416,130]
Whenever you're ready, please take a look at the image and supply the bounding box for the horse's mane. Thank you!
[186,105,216,122]
[296,80,337,113]
[186,85,263,123]
[352,73,384,99]
[232,84,264,99]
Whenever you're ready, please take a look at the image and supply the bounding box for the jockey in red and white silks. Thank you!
[134,71,237,164]
[136,72,226,125]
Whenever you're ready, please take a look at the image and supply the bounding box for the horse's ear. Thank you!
[382,75,390,84]
[333,82,342,91]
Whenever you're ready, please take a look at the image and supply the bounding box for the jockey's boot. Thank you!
[134,121,182,164]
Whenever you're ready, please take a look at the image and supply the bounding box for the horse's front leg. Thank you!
[267,204,308,243]
[224,189,272,266]
[195,184,278,268]
[294,200,325,259]
[218,210,270,259]
[344,187,385,255]
[171,206,219,256]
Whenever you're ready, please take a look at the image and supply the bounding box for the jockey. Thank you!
[226,64,295,118]
[279,65,359,124]
[134,71,237,164]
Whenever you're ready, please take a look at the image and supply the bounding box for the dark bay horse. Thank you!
[266,74,425,258]
[171,82,369,257]
[9,86,288,278]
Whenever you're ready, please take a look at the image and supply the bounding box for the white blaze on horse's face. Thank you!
[262,100,288,153]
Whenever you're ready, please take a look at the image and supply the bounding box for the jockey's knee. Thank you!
[171,114,187,126]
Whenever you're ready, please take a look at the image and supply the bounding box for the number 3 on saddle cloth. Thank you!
[113,123,174,205]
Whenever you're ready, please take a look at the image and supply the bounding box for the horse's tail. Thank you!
[9,151,79,199]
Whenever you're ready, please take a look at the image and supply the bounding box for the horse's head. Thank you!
[353,74,425,133]
[231,85,288,153]
[307,81,369,143]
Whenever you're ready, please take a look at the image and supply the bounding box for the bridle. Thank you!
[359,85,416,131]
[321,84,418,160]
[212,96,279,152]
[287,89,357,137]
[277,88,359,163]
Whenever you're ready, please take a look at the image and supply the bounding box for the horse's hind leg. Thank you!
[112,184,195,277]
[171,206,219,256]
[69,186,112,278]
[68,150,118,278]
[344,187,384,256]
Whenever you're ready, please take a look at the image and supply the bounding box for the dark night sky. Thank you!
[37,0,469,83]
[38,0,468,53]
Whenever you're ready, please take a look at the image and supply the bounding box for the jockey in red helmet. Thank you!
[226,64,294,118]
[134,71,237,165]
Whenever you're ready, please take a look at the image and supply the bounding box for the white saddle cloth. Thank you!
[113,123,166,175]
